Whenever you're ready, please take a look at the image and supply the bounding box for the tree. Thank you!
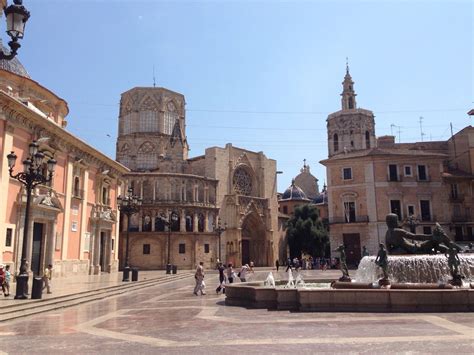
[286,204,329,258]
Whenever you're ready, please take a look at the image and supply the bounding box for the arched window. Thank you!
[348,97,354,109]
[198,213,205,232]
[333,133,339,152]
[365,131,370,148]
[74,176,80,197]
[233,166,253,196]
[185,213,193,232]
[142,214,152,232]
[155,213,166,232]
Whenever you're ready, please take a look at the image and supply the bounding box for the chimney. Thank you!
[377,135,395,148]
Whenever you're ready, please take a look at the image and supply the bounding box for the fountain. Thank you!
[264,272,276,287]
[225,214,474,312]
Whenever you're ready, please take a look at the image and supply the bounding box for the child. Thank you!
[3,265,10,296]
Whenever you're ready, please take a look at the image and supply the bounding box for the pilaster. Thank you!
[61,159,74,260]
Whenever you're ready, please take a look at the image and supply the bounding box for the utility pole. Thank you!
[419,116,425,142]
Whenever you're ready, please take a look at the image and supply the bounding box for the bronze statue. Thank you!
[334,244,350,281]
[375,243,389,283]
[385,213,461,254]
[445,247,462,286]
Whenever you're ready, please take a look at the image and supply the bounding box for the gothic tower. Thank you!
[116,87,189,172]
[327,63,376,157]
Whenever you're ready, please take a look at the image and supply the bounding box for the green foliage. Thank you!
[286,204,329,258]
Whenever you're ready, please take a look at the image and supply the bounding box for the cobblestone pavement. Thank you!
[0,270,473,354]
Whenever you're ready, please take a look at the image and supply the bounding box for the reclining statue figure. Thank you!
[385,213,461,254]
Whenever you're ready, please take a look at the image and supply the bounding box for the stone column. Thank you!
[46,221,56,266]
[79,169,89,259]
[193,213,198,233]
[180,209,186,232]
[140,179,144,199]
[138,211,143,232]
[92,224,101,274]
[61,158,74,260]
[153,181,156,201]
[25,218,34,273]
[204,211,209,233]
[0,121,14,264]
[151,212,156,232]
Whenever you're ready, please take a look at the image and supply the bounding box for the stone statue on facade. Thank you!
[374,243,390,286]
[385,213,461,254]
[334,244,351,282]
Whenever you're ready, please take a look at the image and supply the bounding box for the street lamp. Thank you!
[117,188,142,282]
[162,211,178,274]
[1,1,30,60]
[213,219,227,263]
[7,140,56,299]
[404,214,420,234]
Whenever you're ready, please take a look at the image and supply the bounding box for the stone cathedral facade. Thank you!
[116,87,279,270]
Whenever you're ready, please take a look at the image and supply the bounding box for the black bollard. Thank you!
[131,268,139,281]
[31,277,43,299]
[172,265,178,274]
[166,264,172,274]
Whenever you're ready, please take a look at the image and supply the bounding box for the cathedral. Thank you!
[116,87,279,269]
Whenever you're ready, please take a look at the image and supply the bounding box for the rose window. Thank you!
[233,167,252,196]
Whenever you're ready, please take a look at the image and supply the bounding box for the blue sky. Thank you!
[17,0,473,192]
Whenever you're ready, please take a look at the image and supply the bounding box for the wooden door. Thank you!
[343,233,361,266]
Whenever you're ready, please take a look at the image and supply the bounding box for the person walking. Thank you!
[226,263,235,284]
[43,264,53,294]
[193,262,206,296]
[285,257,292,272]
[3,265,10,297]
[275,260,280,272]
[216,262,226,294]
[0,265,5,296]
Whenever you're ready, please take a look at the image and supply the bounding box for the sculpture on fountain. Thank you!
[446,247,463,286]
[385,213,461,254]
[334,244,351,282]
[374,243,390,286]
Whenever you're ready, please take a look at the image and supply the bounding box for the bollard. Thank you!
[172,265,177,274]
[31,277,43,299]
[131,268,139,281]
[122,266,130,282]
[166,264,172,274]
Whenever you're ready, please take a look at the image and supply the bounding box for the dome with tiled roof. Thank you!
[312,183,328,204]
[0,45,30,78]
[280,179,310,201]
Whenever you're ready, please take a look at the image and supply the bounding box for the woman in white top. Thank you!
[226,264,235,284]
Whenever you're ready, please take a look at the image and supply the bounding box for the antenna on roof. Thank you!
[153,65,156,88]
[419,116,425,142]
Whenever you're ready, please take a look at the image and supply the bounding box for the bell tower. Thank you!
[327,62,376,157]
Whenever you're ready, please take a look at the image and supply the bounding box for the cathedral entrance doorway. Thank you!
[241,211,267,266]
[31,222,44,276]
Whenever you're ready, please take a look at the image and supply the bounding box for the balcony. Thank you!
[449,193,465,203]
[329,215,369,224]
[452,214,469,223]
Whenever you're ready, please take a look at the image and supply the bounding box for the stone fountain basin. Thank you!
[224,279,474,312]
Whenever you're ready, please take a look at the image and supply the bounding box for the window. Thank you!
[179,243,186,254]
[423,226,432,235]
[102,187,109,205]
[343,201,356,223]
[143,244,150,254]
[467,227,473,241]
[164,112,178,135]
[404,166,412,177]
[283,206,288,214]
[365,131,370,149]
[111,239,115,251]
[333,133,339,152]
[5,228,12,247]
[390,200,402,220]
[204,244,210,253]
[407,205,415,217]
[420,200,431,221]
[348,97,354,109]
[388,164,398,181]
[139,110,158,132]
[417,165,427,181]
[122,113,133,134]
[343,167,352,180]
[451,184,458,199]
[71,221,78,232]
[143,215,152,232]
[73,176,81,198]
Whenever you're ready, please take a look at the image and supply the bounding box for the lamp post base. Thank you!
[14,273,29,299]
[122,266,130,282]
[166,263,172,274]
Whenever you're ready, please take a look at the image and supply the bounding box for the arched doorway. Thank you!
[240,211,267,266]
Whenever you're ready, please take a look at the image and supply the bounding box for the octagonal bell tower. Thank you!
[116,87,189,172]
[327,63,376,157]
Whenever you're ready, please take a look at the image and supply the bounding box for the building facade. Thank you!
[0,58,128,278]
[116,87,279,269]
[321,66,474,266]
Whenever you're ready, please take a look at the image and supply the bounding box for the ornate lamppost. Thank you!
[213,219,227,263]
[162,211,178,274]
[404,214,420,234]
[7,140,56,299]
[117,188,142,282]
[1,1,30,60]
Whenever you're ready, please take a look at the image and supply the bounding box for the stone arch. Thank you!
[240,210,267,266]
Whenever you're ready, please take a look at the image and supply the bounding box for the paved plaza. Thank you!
[0,269,473,354]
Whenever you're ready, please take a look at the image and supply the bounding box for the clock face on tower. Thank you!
[167,101,176,112]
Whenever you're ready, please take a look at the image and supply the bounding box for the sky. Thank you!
[16,0,473,192]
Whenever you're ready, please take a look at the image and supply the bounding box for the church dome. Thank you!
[280,180,310,201]
[0,47,30,78]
